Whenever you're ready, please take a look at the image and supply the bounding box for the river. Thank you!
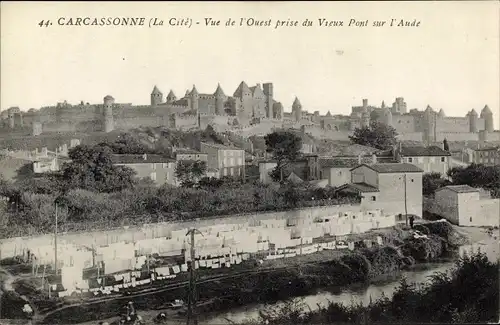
[204,235,499,325]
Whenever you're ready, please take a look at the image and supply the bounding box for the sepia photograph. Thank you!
[0,1,499,325]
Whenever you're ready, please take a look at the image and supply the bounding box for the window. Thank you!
[411,179,414,182]
[440,157,445,162]
[162,163,168,168]
[371,196,376,201]
[152,163,157,170]
[150,172,157,181]
[470,217,472,222]
[408,157,413,163]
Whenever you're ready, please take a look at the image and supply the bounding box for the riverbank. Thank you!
[38,221,470,325]
[206,226,499,325]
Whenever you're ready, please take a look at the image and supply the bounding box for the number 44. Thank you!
[38,20,51,27]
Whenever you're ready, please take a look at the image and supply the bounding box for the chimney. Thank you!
[372,154,377,164]
[143,153,147,161]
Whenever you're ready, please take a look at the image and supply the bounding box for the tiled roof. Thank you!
[320,158,361,169]
[474,146,500,152]
[400,146,451,157]
[318,143,379,156]
[436,185,479,194]
[111,154,174,164]
[175,149,204,155]
[233,81,251,97]
[354,163,423,173]
[201,142,242,150]
[338,183,379,193]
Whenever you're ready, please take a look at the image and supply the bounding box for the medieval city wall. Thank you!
[303,127,352,140]
[392,115,417,133]
[435,132,479,142]
[397,132,424,141]
[114,116,166,130]
[172,114,198,130]
[225,131,254,152]
[436,117,470,133]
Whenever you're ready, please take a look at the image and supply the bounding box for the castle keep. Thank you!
[1,81,498,142]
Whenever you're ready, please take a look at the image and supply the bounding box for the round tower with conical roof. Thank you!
[480,105,493,132]
[214,83,226,115]
[103,95,115,133]
[189,85,199,111]
[151,86,163,106]
[292,97,302,122]
[468,109,478,133]
[424,105,435,142]
[166,90,177,103]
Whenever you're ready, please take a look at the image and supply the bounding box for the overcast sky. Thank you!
[1,1,499,128]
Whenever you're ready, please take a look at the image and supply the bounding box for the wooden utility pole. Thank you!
[54,203,58,275]
[185,229,202,325]
[403,173,408,226]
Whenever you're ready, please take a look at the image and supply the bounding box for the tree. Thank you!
[447,164,500,197]
[97,133,153,155]
[349,121,398,150]
[264,131,303,182]
[174,160,207,187]
[61,145,137,193]
[422,172,450,196]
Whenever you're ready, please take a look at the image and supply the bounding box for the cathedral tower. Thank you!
[151,86,163,106]
[103,95,114,133]
[292,97,302,122]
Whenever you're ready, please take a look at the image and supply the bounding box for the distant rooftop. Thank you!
[175,149,203,155]
[111,154,174,164]
[400,145,451,157]
[354,163,424,174]
[436,185,479,194]
[473,146,500,152]
[318,143,380,157]
[320,158,362,169]
[201,142,242,150]
[338,183,379,193]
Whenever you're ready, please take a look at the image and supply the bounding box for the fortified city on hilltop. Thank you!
[1,81,497,142]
